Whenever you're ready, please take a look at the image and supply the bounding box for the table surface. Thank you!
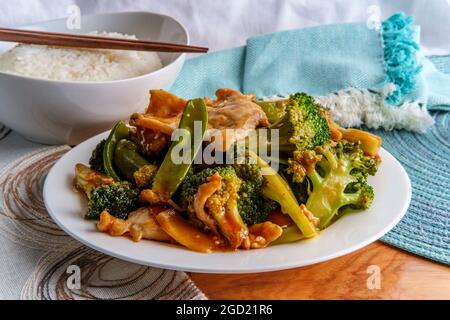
[190,241,450,300]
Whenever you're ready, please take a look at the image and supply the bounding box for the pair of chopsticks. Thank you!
[0,27,208,53]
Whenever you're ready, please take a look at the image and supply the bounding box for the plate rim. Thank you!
[43,132,412,274]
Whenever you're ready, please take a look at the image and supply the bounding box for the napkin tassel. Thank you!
[316,13,434,133]
[315,88,434,133]
[381,12,422,105]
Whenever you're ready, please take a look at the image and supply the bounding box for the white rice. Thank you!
[0,32,164,81]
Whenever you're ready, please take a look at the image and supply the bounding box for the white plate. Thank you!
[44,132,411,274]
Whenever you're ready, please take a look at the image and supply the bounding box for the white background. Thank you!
[0,0,449,55]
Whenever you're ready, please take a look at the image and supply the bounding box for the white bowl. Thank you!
[0,12,188,145]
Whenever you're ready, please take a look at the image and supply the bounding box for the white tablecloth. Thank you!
[0,0,449,300]
[0,133,47,299]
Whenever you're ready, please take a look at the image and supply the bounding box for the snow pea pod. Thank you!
[103,121,129,181]
[114,139,152,182]
[152,99,208,200]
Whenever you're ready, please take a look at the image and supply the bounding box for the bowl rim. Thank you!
[0,11,190,85]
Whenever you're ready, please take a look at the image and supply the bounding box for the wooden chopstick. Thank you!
[0,27,208,53]
[0,28,208,51]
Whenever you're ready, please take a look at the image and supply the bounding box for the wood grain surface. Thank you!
[189,242,450,300]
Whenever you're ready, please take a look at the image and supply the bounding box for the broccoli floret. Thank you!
[233,163,278,225]
[89,139,106,174]
[259,93,331,182]
[134,164,158,189]
[290,180,310,205]
[282,168,310,205]
[181,164,278,228]
[254,100,287,124]
[233,161,264,186]
[180,167,238,206]
[344,181,375,210]
[180,166,247,248]
[271,93,331,155]
[305,141,379,229]
[86,182,139,220]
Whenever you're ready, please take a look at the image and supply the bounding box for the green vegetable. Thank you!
[181,164,277,226]
[233,162,278,225]
[305,141,378,229]
[86,182,139,220]
[272,225,305,245]
[181,167,239,211]
[180,166,247,248]
[274,92,331,153]
[89,139,106,174]
[152,99,208,200]
[259,93,331,179]
[75,163,114,199]
[103,121,130,181]
[134,165,159,189]
[114,139,158,187]
[250,152,318,238]
[255,101,287,124]
[282,168,310,205]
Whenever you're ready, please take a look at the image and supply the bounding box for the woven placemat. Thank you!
[375,111,450,265]
[0,147,207,300]
[374,55,450,265]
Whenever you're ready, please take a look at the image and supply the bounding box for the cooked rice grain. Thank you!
[0,32,163,81]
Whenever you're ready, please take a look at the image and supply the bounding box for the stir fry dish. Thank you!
[74,88,383,253]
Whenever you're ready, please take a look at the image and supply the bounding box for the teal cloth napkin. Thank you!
[172,13,450,113]
[244,22,385,98]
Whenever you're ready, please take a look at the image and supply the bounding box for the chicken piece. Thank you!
[241,222,283,250]
[129,123,173,156]
[139,189,161,204]
[97,208,172,242]
[130,113,181,136]
[206,89,270,152]
[193,173,222,233]
[192,171,249,249]
[129,90,187,156]
[129,126,170,156]
[140,189,186,212]
[129,112,179,156]
[74,164,114,199]
[146,90,187,117]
